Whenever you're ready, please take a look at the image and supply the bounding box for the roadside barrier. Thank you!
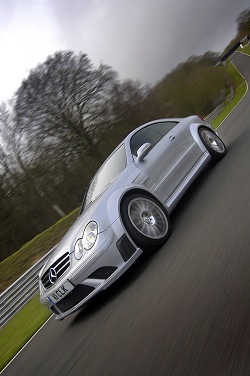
[0,247,55,328]
[205,87,234,123]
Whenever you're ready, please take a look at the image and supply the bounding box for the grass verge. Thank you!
[212,57,248,128]
[242,45,250,55]
[0,294,51,372]
[0,55,248,372]
[0,208,79,293]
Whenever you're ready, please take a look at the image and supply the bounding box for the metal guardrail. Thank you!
[0,247,55,328]
[0,87,235,328]
[205,103,225,122]
[205,87,234,123]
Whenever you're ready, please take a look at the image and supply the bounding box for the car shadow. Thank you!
[170,164,211,227]
[71,143,235,326]
[70,252,155,325]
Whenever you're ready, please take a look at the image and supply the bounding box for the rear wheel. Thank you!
[199,127,227,162]
[121,193,171,253]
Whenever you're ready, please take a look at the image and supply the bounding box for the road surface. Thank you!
[2,52,250,376]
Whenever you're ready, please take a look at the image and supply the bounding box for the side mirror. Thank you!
[137,143,153,162]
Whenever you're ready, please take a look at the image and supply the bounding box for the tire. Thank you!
[199,126,227,162]
[121,193,171,253]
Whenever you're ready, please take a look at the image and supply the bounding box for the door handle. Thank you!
[169,135,175,141]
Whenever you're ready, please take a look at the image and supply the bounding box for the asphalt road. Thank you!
[2,53,250,376]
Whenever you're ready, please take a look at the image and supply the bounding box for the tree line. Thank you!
[221,8,250,56]
[1,8,249,261]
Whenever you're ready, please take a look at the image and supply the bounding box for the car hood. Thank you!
[40,182,118,273]
[40,164,142,274]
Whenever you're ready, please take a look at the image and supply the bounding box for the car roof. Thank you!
[117,118,183,162]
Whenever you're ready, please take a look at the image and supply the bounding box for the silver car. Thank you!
[39,116,226,320]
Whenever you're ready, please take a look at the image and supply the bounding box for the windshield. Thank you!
[82,144,127,211]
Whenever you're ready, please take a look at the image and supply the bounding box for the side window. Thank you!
[130,128,162,156]
[130,121,178,156]
[153,121,178,136]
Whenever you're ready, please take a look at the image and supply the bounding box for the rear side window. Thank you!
[130,121,178,156]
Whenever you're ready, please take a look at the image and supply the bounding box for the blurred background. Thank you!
[0,2,250,262]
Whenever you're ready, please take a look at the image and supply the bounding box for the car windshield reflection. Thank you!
[82,144,127,211]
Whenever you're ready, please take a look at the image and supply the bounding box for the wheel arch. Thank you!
[189,123,214,153]
[197,125,227,162]
[118,188,171,252]
[119,187,169,224]
[106,186,165,238]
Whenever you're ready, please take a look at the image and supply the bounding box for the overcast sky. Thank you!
[0,0,249,102]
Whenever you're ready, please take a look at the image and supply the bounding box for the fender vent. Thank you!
[88,266,117,280]
[117,235,136,262]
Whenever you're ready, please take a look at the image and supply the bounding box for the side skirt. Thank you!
[165,151,210,213]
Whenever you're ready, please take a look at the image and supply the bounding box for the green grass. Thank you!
[0,208,79,293]
[242,45,250,55]
[0,294,51,371]
[0,208,78,371]
[211,60,247,128]
[0,56,248,372]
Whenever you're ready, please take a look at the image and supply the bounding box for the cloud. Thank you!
[49,0,249,83]
[0,0,62,101]
[0,0,249,101]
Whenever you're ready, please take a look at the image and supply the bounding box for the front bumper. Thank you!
[39,228,142,320]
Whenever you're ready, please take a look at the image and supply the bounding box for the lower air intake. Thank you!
[56,285,95,312]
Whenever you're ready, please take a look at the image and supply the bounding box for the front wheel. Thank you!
[121,193,171,253]
[199,127,227,162]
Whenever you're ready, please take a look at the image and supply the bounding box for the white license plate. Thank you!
[47,280,74,304]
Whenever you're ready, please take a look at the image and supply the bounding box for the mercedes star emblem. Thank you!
[49,267,57,284]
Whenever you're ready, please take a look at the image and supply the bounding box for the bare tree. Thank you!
[14,51,120,164]
[0,102,28,195]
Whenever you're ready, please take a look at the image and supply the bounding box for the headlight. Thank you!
[74,221,98,260]
[74,238,85,260]
[83,221,98,250]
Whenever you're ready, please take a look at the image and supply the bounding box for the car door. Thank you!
[131,121,199,203]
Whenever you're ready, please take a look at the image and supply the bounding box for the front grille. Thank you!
[56,285,95,312]
[41,252,70,289]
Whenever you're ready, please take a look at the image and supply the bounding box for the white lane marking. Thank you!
[217,57,249,128]
[0,315,53,375]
